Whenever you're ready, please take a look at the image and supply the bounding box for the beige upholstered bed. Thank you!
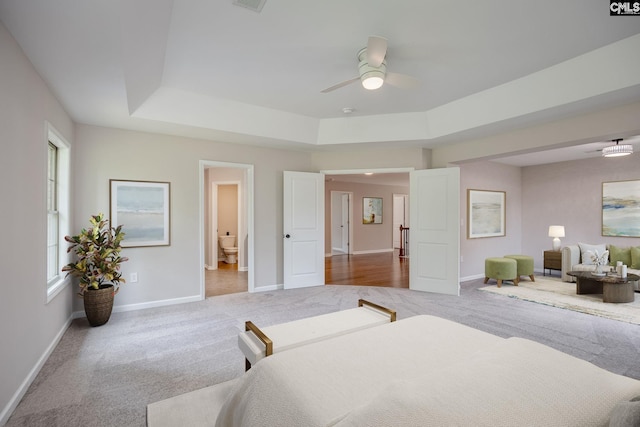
[149,315,640,426]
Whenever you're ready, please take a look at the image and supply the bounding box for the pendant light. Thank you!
[602,138,633,157]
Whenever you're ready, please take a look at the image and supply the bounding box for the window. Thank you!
[47,142,59,282]
[46,122,71,302]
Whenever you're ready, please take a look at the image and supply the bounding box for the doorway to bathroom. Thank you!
[200,161,254,297]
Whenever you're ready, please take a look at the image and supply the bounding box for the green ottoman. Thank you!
[484,257,518,288]
[504,255,535,282]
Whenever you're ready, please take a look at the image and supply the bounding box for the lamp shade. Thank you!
[548,225,565,238]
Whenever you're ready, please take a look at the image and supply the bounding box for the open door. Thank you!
[283,171,325,289]
[409,167,460,295]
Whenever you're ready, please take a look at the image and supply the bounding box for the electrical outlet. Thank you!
[130,272,138,283]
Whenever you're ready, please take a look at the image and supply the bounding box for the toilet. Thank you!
[218,235,238,264]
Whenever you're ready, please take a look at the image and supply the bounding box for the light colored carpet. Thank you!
[7,279,640,427]
[480,276,640,325]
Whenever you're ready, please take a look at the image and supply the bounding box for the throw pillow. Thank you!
[631,246,640,270]
[608,245,632,267]
[578,243,607,265]
[609,396,640,427]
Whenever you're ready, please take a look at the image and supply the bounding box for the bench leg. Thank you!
[497,279,503,288]
[245,358,251,372]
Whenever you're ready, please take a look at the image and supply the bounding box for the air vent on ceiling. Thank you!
[232,0,266,13]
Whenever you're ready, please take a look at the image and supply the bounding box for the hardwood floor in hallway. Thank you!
[206,250,409,297]
[326,250,409,288]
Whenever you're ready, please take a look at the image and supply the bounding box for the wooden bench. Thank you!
[238,299,396,370]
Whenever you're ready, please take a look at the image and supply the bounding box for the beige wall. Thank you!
[204,167,247,269]
[217,184,239,259]
[324,180,409,254]
[521,152,640,270]
[459,161,523,279]
[0,22,75,424]
[72,124,314,312]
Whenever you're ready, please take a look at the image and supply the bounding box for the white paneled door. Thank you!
[283,171,325,289]
[409,168,460,295]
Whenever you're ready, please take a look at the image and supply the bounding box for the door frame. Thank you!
[322,167,414,258]
[330,190,353,255]
[392,193,409,249]
[199,160,254,296]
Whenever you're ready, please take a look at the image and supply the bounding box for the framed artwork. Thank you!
[602,179,640,237]
[110,180,171,247]
[467,189,505,239]
[363,197,383,224]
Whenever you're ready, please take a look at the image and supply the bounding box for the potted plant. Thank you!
[62,213,128,326]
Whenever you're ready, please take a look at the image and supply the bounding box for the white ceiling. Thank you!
[1,0,639,165]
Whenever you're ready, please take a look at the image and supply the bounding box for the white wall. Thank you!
[0,22,75,424]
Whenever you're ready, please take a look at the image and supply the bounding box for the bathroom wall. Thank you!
[205,167,247,269]
[217,184,239,260]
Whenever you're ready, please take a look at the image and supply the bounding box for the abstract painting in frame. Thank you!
[602,179,640,237]
[110,180,171,247]
[363,197,383,224]
[467,189,505,239]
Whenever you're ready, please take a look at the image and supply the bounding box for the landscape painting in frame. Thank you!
[363,197,383,224]
[602,179,640,237]
[467,189,505,239]
[110,180,170,247]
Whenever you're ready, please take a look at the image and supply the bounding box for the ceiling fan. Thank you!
[321,36,420,93]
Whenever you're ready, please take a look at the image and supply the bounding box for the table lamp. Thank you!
[548,225,565,251]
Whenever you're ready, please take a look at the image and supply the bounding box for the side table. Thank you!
[543,250,562,276]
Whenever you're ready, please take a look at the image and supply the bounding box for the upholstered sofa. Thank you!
[561,243,640,291]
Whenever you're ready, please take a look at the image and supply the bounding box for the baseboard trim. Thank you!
[0,314,74,426]
[251,284,283,292]
[461,273,485,282]
[71,295,204,321]
[352,248,394,255]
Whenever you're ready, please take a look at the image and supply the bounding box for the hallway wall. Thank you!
[324,180,409,255]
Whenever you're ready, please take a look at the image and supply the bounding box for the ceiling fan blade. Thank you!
[367,36,387,68]
[385,72,420,89]
[321,77,359,93]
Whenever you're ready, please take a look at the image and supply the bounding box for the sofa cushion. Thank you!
[631,246,640,270]
[609,245,632,267]
[578,243,607,265]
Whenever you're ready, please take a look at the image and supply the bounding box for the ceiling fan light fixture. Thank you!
[361,74,384,90]
[358,47,386,90]
[602,139,633,157]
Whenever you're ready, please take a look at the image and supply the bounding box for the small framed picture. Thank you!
[467,189,505,239]
[110,180,171,247]
[363,197,383,224]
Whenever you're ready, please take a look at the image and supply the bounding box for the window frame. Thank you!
[46,122,71,303]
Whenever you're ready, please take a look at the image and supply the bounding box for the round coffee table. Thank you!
[567,271,638,303]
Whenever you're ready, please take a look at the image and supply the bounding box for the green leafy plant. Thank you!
[62,213,128,296]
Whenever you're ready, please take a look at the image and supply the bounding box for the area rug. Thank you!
[479,276,640,325]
